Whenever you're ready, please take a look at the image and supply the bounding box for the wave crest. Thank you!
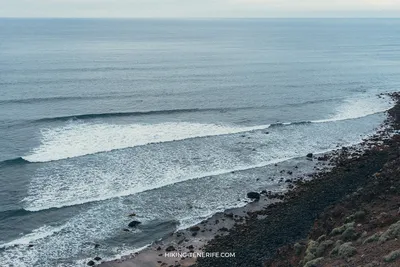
[22,122,270,163]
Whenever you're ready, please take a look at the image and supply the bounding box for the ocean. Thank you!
[0,18,399,266]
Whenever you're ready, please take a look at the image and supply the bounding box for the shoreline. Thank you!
[96,92,400,267]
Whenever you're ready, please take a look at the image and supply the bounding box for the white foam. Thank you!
[75,244,151,267]
[0,200,144,267]
[22,93,393,164]
[0,225,64,249]
[23,105,386,213]
[314,94,394,123]
[23,157,294,212]
[23,122,270,163]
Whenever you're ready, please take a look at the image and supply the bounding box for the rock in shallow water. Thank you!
[247,192,260,200]
[128,220,141,228]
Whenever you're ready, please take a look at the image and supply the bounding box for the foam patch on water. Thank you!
[22,110,387,212]
[0,201,140,267]
[315,93,394,123]
[4,170,275,267]
[23,122,269,163]
[0,225,64,249]
[23,157,293,212]
[23,93,393,164]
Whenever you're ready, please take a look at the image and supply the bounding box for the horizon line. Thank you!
[1,16,400,20]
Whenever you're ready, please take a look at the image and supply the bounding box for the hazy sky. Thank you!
[1,0,400,18]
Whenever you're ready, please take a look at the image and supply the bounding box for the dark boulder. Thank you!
[318,155,329,161]
[247,192,260,200]
[189,226,200,232]
[225,213,234,218]
[94,257,102,261]
[166,245,176,252]
[306,153,313,158]
[87,260,95,266]
[128,220,141,228]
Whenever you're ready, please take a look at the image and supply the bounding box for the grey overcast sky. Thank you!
[1,0,400,18]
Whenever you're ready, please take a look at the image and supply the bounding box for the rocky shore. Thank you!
[96,93,400,267]
[262,94,400,267]
[196,92,400,267]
